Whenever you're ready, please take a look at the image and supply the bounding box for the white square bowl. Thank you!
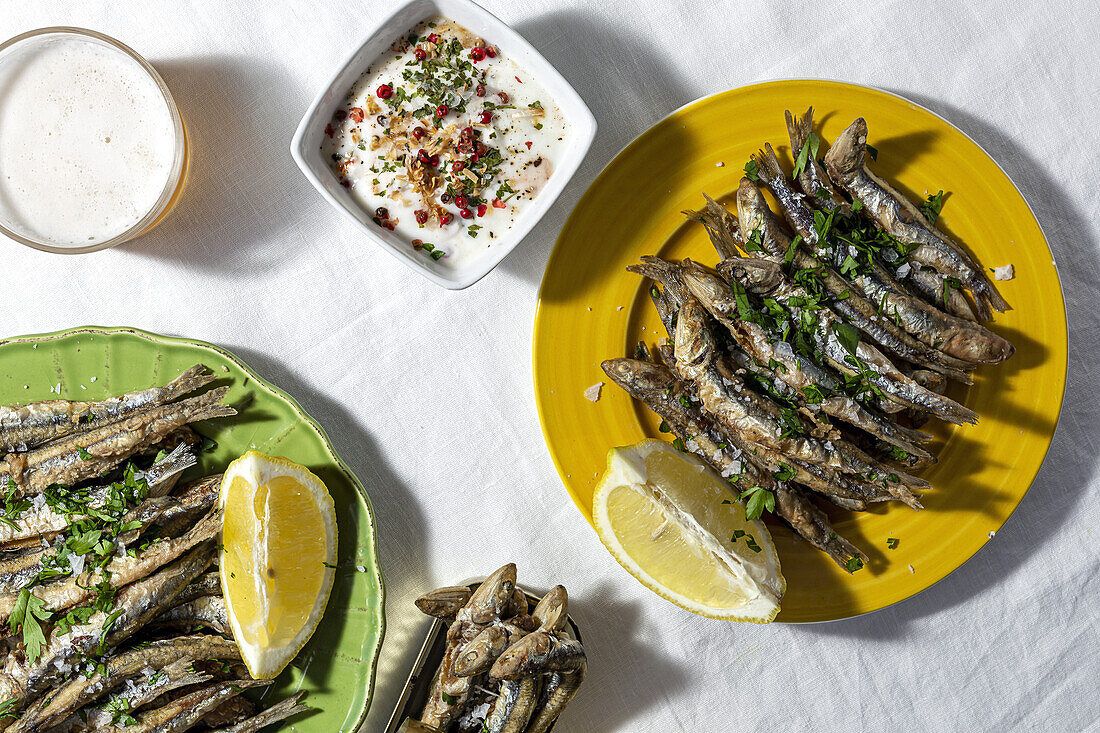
[290,0,597,290]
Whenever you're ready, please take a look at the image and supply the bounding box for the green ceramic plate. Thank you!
[0,326,385,732]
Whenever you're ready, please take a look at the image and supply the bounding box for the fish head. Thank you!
[464,563,517,623]
[822,117,868,184]
[717,258,784,295]
[673,297,716,373]
[533,585,568,633]
[680,262,741,316]
[600,358,673,398]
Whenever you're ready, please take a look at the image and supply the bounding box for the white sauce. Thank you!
[0,34,176,245]
[323,17,569,268]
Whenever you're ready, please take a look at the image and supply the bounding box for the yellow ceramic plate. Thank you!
[532,79,1067,622]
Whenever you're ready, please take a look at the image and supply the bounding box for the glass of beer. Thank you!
[0,27,189,253]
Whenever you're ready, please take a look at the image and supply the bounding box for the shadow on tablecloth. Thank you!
[121,55,315,274]
[803,90,1100,639]
[496,10,704,288]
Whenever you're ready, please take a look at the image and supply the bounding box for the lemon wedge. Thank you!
[219,450,337,679]
[592,440,784,622]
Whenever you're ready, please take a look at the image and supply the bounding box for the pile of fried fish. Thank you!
[603,110,1015,572]
[410,564,585,733]
[0,365,307,732]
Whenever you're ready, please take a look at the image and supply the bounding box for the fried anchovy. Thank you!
[823,117,1009,319]
[491,631,586,679]
[736,178,974,383]
[752,144,1013,365]
[0,443,196,550]
[151,594,230,635]
[415,586,473,620]
[527,668,586,733]
[0,497,175,595]
[673,296,926,505]
[601,357,868,568]
[785,107,851,214]
[70,657,214,730]
[532,585,568,633]
[10,634,238,732]
[0,365,215,454]
[0,507,221,622]
[421,566,517,731]
[1,387,235,497]
[97,678,269,733]
[717,255,977,426]
[0,541,216,711]
[0,476,216,596]
[453,622,530,678]
[206,692,310,733]
[485,676,540,733]
[168,571,222,607]
[677,254,935,459]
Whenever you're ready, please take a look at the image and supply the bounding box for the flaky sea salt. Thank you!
[583,382,604,402]
[993,264,1014,281]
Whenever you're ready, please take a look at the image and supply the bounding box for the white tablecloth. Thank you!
[3,1,1099,730]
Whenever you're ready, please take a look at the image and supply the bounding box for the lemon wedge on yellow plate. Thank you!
[592,440,784,622]
[219,450,337,679]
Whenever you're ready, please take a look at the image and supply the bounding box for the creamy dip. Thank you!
[323,17,569,267]
[0,33,177,246]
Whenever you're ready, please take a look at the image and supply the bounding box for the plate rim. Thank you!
[0,324,387,727]
[531,78,1069,623]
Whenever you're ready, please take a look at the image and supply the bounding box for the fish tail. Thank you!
[751,143,785,185]
[785,108,808,152]
[179,386,237,423]
[971,274,1012,316]
[160,364,218,403]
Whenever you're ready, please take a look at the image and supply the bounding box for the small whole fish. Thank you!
[751,145,1013,365]
[491,631,586,680]
[1,387,236,497]
[97,678,270,733]
[527,668,586,733]
[415,586,472,620]
[484,676,539,733]
[9,634,239,732]
[673,295,927,504]
[0,540,217,712]
[68,657,214,730]
[0,443,196,549]
[678,256,935,459]
[0,365,215,453]
[736,178,975,383]
[716,254,978,425]
[823,117,1010,319]
[0,507,221,622]
[205,692,309,733]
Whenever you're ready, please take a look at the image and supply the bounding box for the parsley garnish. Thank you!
[846,556,865,572]
[831,322,860,356]
[743,159,760,182]
[739,486,775,520]
[791,131,820,179]
[9,589,50,663]
[886,538,899,549]
[920,190,945,224]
